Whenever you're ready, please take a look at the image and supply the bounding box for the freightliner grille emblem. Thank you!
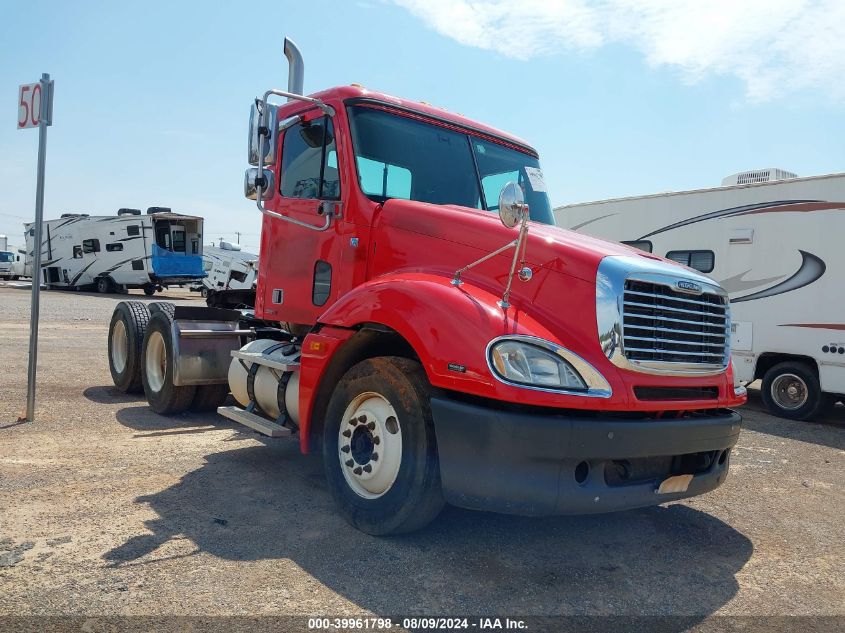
[676,280,703,294]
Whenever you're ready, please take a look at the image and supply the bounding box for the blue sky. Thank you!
[2,0,843,253]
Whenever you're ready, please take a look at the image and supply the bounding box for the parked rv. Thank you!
[556,170,845,421]
[191,241,258,298]
[25,207,206,294]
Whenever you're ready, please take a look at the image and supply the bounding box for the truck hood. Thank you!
[374,199,669,284]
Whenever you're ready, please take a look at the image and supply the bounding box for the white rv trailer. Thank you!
[555,170,845,421]
[192,241,258,298]
[25,207,206,294]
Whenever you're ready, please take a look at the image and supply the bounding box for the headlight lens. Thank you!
[490,341,587,390]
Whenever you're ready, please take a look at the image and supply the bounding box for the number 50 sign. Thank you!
[18,79,53,129]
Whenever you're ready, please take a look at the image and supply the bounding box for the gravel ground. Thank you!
[0,284,843,624]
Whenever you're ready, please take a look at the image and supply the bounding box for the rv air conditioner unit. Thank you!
[147,206,172,214]
[117,208,142,216]
[722,168,797,186]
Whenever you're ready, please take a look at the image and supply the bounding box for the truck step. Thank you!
[217,406,292,437]
[230,349,300,372]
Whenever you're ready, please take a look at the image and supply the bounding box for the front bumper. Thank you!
[431,396,741,516]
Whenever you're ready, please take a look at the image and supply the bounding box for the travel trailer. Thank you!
[192,241,258,298]
[556,170,845,421]
[25,207,206,294]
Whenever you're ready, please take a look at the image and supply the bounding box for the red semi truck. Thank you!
[106,39,746,535]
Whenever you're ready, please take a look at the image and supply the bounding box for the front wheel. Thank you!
[96,277,111,294]
[143,285,155,296]
[323,357,444,535]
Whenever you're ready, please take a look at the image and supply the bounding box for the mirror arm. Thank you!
[451,239,518,286]
[253,90,335,232]
[499,212,530,309]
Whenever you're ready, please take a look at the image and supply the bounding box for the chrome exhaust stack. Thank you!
[284,37,305,98]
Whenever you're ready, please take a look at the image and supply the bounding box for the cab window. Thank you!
[280,116,340,200]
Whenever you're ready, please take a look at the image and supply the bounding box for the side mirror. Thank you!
[247,102,279,166]
[498,181,528,228]
[244,168,275,201]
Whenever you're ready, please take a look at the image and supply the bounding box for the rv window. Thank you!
[280,116,340,200]
[106,243,123,252]
[666,249,715,273]
[230,270,248,283]
[172,230,186,253]
[127,225,140,237]
[622,240,653,253]
[156,225,171,249]
[82,239,100,254]
[73,245,83,259]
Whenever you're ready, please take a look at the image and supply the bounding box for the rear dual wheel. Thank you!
[141,307,229,414]
[108,301,150,393]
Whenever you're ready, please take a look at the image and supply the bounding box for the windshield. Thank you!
[0,252,13,263]
[347,105,555,225]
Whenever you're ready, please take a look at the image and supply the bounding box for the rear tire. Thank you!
[108,301,150,393]
[143,285,155,296]
[323,357,444,535]
[191,384,230,411]
[761,361,824,421]
[96,277,111,294]
[141,310,196,414]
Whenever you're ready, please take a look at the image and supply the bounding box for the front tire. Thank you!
[141,310,196,414]
[761,361,826,421]
[96,277,111,294]
[323,357,444,535]
[143,284,155,296]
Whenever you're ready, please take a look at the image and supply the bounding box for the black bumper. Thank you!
[431,397,742,516]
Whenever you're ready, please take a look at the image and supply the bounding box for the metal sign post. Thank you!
[18,73,53,422]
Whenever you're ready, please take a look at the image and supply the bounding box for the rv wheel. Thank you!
[143,284,155,296]
[108,301,151,393]
[141,310,196,414]
[96,277,111,294]
[323,357,444,535]
[761,361,827,421]
[201,287,208,298]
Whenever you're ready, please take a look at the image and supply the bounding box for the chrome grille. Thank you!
[622,279,729,368]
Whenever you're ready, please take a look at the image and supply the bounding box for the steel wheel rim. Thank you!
[111,320,128,374]
[338,391,402,499]
[145,331,167,393]
[771,373,808,410]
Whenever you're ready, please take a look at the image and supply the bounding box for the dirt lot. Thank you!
[0,284,843,624]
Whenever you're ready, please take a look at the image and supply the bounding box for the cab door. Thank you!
[257,112,343,325]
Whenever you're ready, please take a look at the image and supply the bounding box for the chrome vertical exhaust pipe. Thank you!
[284,38,305,98]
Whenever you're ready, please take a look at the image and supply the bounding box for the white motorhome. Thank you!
[25,207,206,294]
[193,241,258,298]
[556,170,845,420]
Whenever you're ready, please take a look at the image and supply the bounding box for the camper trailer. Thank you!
[192,241,258,298]
[25,207,206,294]
[556,170,845,421]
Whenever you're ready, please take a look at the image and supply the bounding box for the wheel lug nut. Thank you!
[363,464,372,473]
[342,430,351,438]
[371,453,379,461]
[373,437,380,445]
[350,418,358,426]
[353,466,363,475]
[345,459,354,468]
[367,421,375,431]
[341,445,350,453]
[357,415,367,424]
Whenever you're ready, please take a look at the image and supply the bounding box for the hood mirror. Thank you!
[248,101,279,166]
[498,181,527,229]
[244,168,275,201]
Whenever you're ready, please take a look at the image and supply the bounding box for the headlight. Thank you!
[490,340,587,390]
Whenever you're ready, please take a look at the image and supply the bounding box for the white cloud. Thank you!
[390,0,845,102]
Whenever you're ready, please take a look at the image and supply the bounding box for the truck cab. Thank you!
[0,250,15,279]
[107,39,746,535]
